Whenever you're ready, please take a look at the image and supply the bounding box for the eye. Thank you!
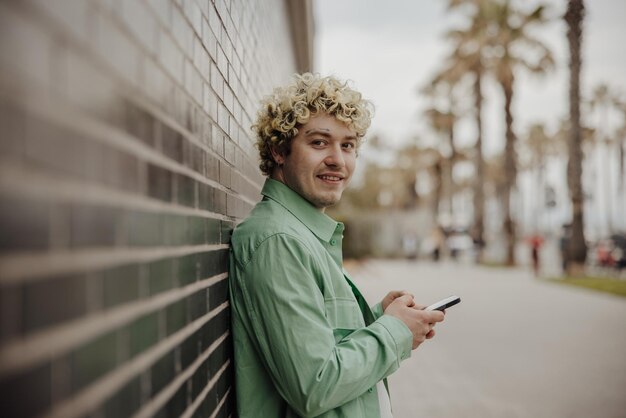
[311,139,327,147]
[342,141,356,150]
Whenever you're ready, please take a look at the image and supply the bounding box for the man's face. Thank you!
[271,113,358,211]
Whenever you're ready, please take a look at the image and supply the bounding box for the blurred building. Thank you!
[0,0,313,416]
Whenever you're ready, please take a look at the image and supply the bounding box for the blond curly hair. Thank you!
[253,73,373,176]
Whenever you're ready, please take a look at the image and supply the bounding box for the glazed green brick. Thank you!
[0,362,51,417]
[188,216,206,245]
[124,101,155,146]
[147,164,173,202]
[218,161,231,189]
[187,291,205,322]
[176,174,196,207]
[214,190,227,214]
[220,220,234,244]
[166,300,187,336]
[71,331,118,389]
[160,124,184,163]
[50,355,73,402]
[180,335,198,370]
[102,376,141,417]
[200,386,218,418]
[205,154,219,183]
[161,214,180,246]
[208,336,231,376]
[226,194,240,218]
[127,211,162,247]
[70,204,118,248]
[23,274,88,333]
[0,284,21,342]
[202,309,229,350]
[197,249,228,279]
[208,279,228,310]
[197,183,210,211]
[189,143,204,173]
[0,196,50,251]
[103,264,140,308]
[220,389,234,418]
[102,148,141,193]
[165,215,189,246]
[161,384,188,417]
[192,361,208,400]
[129,313,159,357]
[0,98,25,155]
[24,116,104,182]
[206,218,221,244]
[215,367,232,405]
[148,258,174,295]
[150,351,175,396]
[178,253,199,286]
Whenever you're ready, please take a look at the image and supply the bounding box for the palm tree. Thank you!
[589,83,621,233]
[422,59,468,191]
[616,103,626,227]
[519,123,564,231]
[616,100,626,193]
[488,0,555,265]
[564,0,586,273]
[445,0,493,259]
[553,119,595,223]
[422,101,458,219]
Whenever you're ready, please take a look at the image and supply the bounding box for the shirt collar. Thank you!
[261,178,341,242]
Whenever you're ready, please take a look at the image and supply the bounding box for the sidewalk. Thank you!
[348,259,626,418]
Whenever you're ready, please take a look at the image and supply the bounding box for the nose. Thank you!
[324,143,345,168]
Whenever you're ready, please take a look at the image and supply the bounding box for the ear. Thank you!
[270,145,285,166]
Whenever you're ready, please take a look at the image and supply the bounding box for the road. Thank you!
[348,259,626,418]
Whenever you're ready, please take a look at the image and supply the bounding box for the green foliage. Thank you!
[547,276,626,298]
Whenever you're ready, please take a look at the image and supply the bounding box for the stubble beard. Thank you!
[291,178,345,211]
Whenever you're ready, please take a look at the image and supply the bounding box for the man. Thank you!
[229,73,445,417]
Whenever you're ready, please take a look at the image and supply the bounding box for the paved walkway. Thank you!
[348,259,626,418]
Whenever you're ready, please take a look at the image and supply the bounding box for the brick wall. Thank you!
[0,1,312,417]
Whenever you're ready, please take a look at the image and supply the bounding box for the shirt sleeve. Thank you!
[371,302,384,319]
[231,233,412,417]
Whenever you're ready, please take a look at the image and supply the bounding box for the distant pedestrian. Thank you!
[560,224,572,275]
[431,225,445,262]
[470,225,485,263]
[528,234,544,277]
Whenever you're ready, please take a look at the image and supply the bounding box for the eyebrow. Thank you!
[304,128,358,140]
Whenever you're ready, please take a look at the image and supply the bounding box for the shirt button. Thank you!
[330,239,337,246]
[368,387,374,393]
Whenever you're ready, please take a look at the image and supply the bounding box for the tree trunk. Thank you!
[565,0,587,273]
[502,79,517,266]
[433,159,443,222]
[619,141,626,193]
[472,69,485,261]
[599,110,613,234]
[447,123,456,222]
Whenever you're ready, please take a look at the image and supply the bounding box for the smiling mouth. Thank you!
[318,175,343,182]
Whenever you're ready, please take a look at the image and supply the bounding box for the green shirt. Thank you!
[229,179,413,418]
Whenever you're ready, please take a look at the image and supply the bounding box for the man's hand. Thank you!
[381,290,414,311]
[384,294,445,349]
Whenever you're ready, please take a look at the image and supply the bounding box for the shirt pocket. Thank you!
[324,297,364,338]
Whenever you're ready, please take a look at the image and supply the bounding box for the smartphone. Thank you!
[424,295,461,311]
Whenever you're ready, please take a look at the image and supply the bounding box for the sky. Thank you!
[314,0,626,156]
[313,0,626,235]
